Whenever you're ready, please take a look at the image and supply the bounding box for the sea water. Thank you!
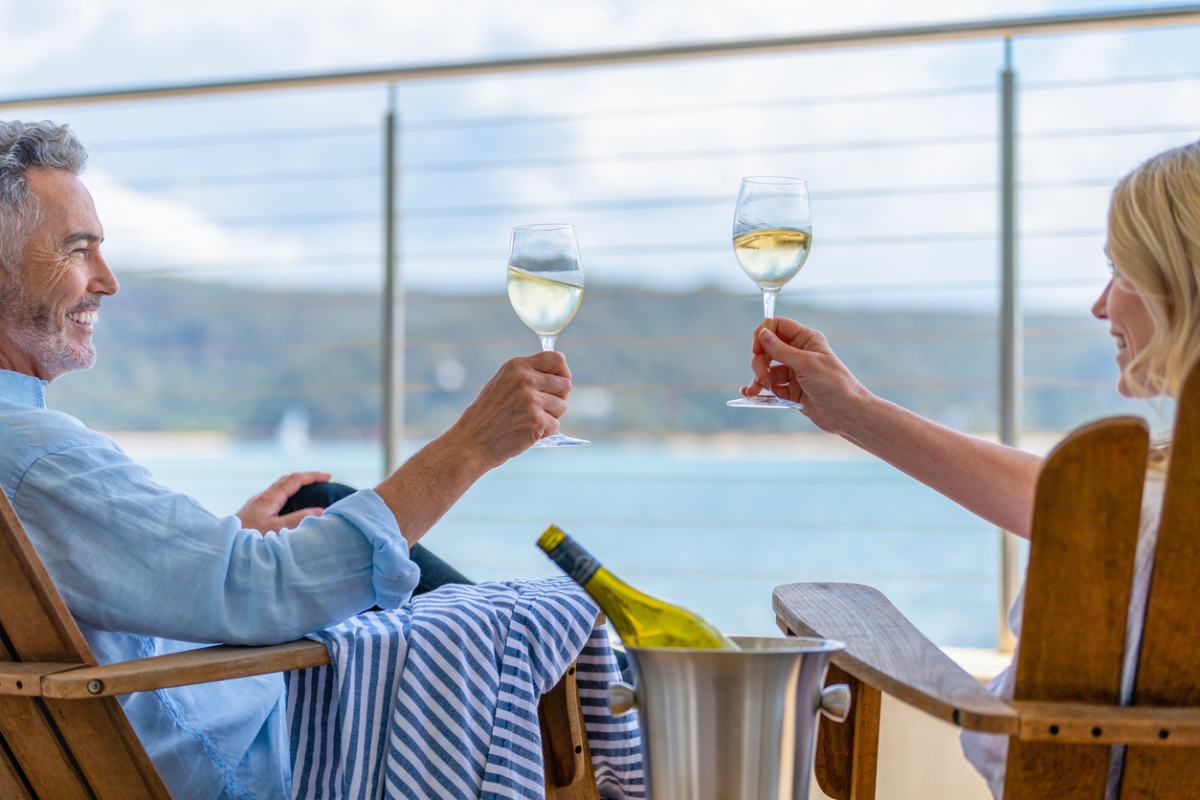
[127,436,1002,648]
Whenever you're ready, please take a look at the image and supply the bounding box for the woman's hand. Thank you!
[743,316,1043,537]
[742,317,871,434]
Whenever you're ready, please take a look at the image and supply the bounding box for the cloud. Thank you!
[5,0,1194,308]
[84,170,311,284]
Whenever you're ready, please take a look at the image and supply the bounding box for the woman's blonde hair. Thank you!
[1106,140,1200,400]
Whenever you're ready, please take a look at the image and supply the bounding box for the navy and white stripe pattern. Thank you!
[287,576,643,799]
[573,634,644,798]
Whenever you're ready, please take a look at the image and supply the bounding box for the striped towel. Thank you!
[287,576,644,799]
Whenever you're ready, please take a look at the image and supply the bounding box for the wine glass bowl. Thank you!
[507,223,590,447]
[727,177,812,409]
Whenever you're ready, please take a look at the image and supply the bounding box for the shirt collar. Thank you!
[0,369,48,409]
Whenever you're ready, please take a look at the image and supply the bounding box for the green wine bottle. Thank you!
[537,524,737,650]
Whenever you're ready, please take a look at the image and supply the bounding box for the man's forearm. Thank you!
[373,427,491,546]
[840,394,1043,539]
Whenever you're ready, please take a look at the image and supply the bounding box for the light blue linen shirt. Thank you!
[0,368,421,800]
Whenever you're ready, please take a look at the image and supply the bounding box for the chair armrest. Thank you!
[0,661,82,696]
[774,582,1018,734]
[1013,701,1200,747]
[33,613,607,700]
[39,639,330,699]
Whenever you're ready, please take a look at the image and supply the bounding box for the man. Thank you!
[0,120,573,799]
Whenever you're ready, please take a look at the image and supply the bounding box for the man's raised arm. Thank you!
[375,350,572,545]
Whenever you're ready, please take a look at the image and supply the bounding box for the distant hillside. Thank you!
[47,276,1143,438]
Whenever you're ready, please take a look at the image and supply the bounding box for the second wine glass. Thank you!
[727,176,813,409]
[507,223,590,447]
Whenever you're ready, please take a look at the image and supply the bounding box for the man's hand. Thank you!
[237,471,332,534]
[446,352,572,470]
[372,352,572,548]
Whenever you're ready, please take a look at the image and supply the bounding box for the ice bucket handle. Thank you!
[819,683,852,723]
[608,681,637,717]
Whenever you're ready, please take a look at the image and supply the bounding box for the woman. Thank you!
[741,139,1200,798]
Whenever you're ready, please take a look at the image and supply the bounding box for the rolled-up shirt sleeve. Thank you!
[12,439,420,645]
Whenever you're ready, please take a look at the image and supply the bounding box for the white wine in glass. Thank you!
[727,177,812,409]
[507,223,590,447]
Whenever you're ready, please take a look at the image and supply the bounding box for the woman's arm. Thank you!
[750,319,1042,539]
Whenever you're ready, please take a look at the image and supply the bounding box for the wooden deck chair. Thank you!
[772,360,1200,799]
[0,495,599,800]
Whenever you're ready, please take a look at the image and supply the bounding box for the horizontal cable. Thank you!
[440,510,985,533]
[123,328,993,355]
[73,377,1005,407]
[104,122,1193,191]
[1022,69,1200,92]
[106,169,1116,197]
[405,123,1197,175]
[102,176,1109,223]
[1021,377,1119,389]
[79,373,1115,406]
[81,72,1200,152]
[404,132,994,174]
[109,322,1110,358]
[112,271,1102,305]
[479,471,915,486]
[90,124,379,152]
[401,71,1200,131]
[458,559,998,585]
[121,167,379,191]
[1023,122,1200,141]
[401,83,998,132]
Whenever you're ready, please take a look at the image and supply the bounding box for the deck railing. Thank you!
[4,4,1199,649]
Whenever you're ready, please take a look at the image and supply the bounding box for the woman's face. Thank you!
[1091,256,1157,397]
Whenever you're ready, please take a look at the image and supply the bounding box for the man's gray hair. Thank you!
[0,121,88,274]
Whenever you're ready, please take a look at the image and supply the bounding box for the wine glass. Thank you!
[727,176,813,409]
[507,223,590,447]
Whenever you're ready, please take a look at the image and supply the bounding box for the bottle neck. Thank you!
[545,536,602,585]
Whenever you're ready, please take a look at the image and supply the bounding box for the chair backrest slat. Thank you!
[0,499,94,661]
[0,490,170,799]
[0,736,34,800]
[0,640,93,799]
[1005,417,1149,800]
[1121,365,1200,796]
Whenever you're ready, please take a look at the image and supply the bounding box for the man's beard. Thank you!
[0,281,97,379]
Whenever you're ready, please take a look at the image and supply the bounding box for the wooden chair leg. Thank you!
[814,664,881,800]
[540,662,599,800]
[778,615,881,800]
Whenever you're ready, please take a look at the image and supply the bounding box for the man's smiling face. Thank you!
[0,166,118,381]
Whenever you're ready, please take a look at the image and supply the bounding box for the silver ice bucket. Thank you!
[609,635,849,800]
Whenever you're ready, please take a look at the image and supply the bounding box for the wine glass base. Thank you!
[533,432,591,447]
[726,394,805,410]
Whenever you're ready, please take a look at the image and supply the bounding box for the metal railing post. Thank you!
[382,84,404,475]
[998,38,1021,652]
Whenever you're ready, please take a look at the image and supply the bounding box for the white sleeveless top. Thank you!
[960,472,1166,799]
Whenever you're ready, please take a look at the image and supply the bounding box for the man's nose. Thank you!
[90,253,119,296]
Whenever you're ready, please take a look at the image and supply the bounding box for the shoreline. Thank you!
[105,428,1071,459]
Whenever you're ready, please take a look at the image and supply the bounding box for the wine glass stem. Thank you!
[540,335,557,353]
[761,288,779,321]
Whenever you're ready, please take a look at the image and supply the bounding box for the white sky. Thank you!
[1,0,1198,309]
